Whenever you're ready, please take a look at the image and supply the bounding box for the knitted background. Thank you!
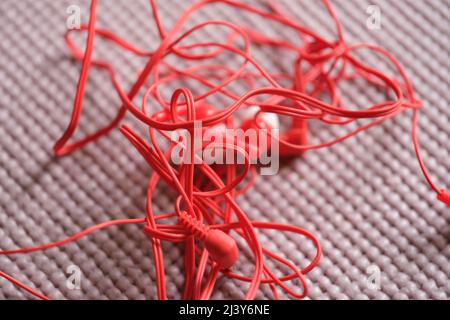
[0,0,449,300]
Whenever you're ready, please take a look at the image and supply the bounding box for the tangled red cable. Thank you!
[1,0,448,300]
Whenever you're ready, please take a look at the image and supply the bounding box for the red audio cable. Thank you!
[1,0,448,300]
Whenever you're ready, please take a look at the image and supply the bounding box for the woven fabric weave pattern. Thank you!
[0,0,449,299]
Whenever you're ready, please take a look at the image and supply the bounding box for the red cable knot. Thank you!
[437,190,450,206]
[179,213,239,269]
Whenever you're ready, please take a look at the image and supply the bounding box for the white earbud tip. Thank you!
[241,106,279,129]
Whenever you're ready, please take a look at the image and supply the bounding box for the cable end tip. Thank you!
[437,190,450,207]
[204,229,239,269]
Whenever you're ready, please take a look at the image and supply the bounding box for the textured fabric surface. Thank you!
[0,0,449,300]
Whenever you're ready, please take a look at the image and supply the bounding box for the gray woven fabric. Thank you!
[0,0,449,300]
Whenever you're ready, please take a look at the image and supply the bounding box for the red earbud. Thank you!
[279,118,308,156]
